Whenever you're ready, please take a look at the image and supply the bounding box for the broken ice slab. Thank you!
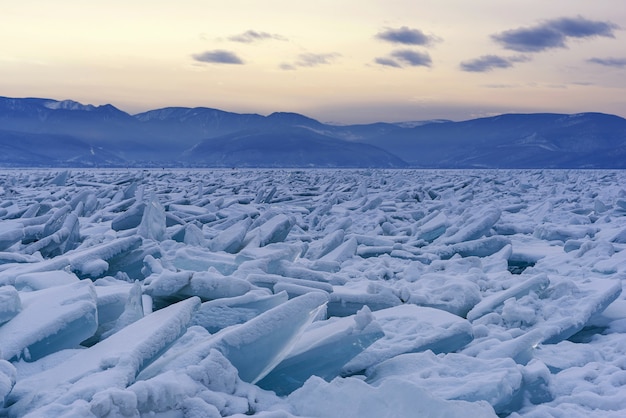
[538,277,622,344]
[65,236,142,279]
[138,292,329,386]
[326,282,402,317]
[170,246,239,275]
[0,286,20,325]
[304,229,345,260]
[341,304,474,375]
[110,201,145,231]
[245,213,295,247]
[145,269,251,306]
[415,211,448,242]
[23,209,81,257]
[318,237,358,264]
[191,290,288,333]
[137,195,166,241]
[6,297,200,416]
[13,270,79,291]
[436,236,511,260]
[439,207,501,245]
[0,221,24,251]
[0,256,71,287]
[366,351,550,415]
[246,273,333,295]
[399,271,481,317]
[0,280,97,362]
[467,274,551,322]
[209,217,253,253]
[257,307,384,396]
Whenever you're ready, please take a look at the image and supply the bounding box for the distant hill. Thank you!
[1,95,626,168]
[182,127,407,168]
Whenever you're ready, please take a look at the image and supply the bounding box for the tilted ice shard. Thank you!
[192,290,288,333]
[6,297,200,416]
[467,274,550,322]
[440,207,501,245]
[110,201,145,231]
[209,217,253,253]
[538,277,622,344]
[0,221,24,251]
[342,304,474,374]
[138,292,329,385]
[257,306,384,395]
[0,280,97,361]
[66,236,142,278]
[138,194,166,241]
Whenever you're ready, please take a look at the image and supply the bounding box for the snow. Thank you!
[1,168,626,417]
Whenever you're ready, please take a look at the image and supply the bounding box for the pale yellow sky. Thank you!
[2,0,625,123]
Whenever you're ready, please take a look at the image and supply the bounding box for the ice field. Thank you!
[1,168,626,417]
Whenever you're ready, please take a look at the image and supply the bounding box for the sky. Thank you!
[2,0,626,124]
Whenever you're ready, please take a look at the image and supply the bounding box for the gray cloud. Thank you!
[295,53,341,67]
[390,49,432,67]
[374,57,402,68]
[228,30,287,43]
[460,54,530,72]
[279,63,296,71]
[376,26,435,46]
[192,50,244,64]
[492,16,619,52]
[588,57,626,68]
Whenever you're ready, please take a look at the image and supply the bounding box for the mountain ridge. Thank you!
[1,95,625,168]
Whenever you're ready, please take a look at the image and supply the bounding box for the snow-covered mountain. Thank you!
[1,96,626,168]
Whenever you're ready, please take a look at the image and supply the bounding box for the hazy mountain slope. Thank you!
[182,127,408,168]
[0,130,126,167]
[363,113,626,168]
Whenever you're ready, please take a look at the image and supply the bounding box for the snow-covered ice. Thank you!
[1,168,626,417]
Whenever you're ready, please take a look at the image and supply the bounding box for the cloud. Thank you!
[295,53,341,67]
[492,16,619,52]
[588,57,626,68]
[192,50,244,65]
[228,30,287,43]
[374,57,402,68]
[460,54,530,72]
[375,26,435,46]
[390,49,432,67]
[279,63,296,71]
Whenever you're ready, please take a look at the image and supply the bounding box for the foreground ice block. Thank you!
[366,351,540,415]
[0,359,16,408]
[0,286,20,325]
[286,376,497,418]
[0,280,97,361]
[257,306,384,395]
[6,297,200,416]
[342,304,474,374]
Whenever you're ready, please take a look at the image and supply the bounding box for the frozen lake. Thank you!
[1,168,626,417]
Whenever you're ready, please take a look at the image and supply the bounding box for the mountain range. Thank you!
[1,95,626,168]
